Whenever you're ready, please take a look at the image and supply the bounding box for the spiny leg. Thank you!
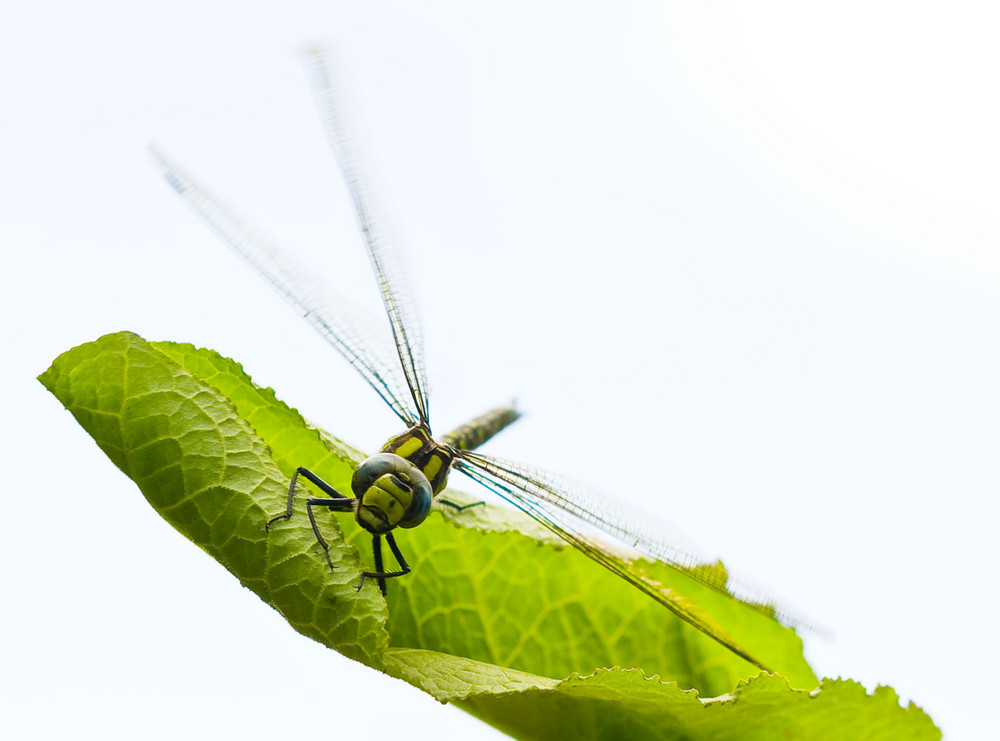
[306,496,355,570]
[266,466,354,571]
[358,533,411,593]
[437,497,484,512]
[372,535,386,595]
[266,466,349,530]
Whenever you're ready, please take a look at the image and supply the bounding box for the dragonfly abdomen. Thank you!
[441,404,520,452]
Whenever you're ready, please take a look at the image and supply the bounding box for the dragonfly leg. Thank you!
[266,466,349,530]
[437,497,484,512]
[359,533,411,595]
[305,496,355,571]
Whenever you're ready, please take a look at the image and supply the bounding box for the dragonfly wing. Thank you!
[454,451,771,671]
[306,49,430,425]
[453,451,815,668]
[153,148,420,427]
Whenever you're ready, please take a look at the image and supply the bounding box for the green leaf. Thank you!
[39,332,940,740]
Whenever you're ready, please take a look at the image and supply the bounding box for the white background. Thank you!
[3,2,998,739]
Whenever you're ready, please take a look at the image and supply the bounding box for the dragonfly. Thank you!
[154,50,803,673]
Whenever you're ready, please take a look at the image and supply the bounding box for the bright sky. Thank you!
[4,2,998,739]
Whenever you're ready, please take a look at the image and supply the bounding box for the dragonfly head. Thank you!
[352,453,433,534]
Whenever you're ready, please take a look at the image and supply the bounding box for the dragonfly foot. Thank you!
[265,512,292,531]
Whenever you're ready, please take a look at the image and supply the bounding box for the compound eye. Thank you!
[397,473,432,529]
[353,453,414,497]
[352,453,433,530]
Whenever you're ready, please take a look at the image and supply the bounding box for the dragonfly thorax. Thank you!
[351,453,433,534]
[379,423,456,495]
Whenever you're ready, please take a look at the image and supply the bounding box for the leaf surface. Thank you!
[39,333,939,740]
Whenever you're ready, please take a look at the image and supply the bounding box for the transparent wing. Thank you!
[454,450,820,667]
[152,147,420,427]
[306,49,430,425]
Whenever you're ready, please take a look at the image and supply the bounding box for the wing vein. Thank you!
[305,49,430,424]
[152,147,419,426]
